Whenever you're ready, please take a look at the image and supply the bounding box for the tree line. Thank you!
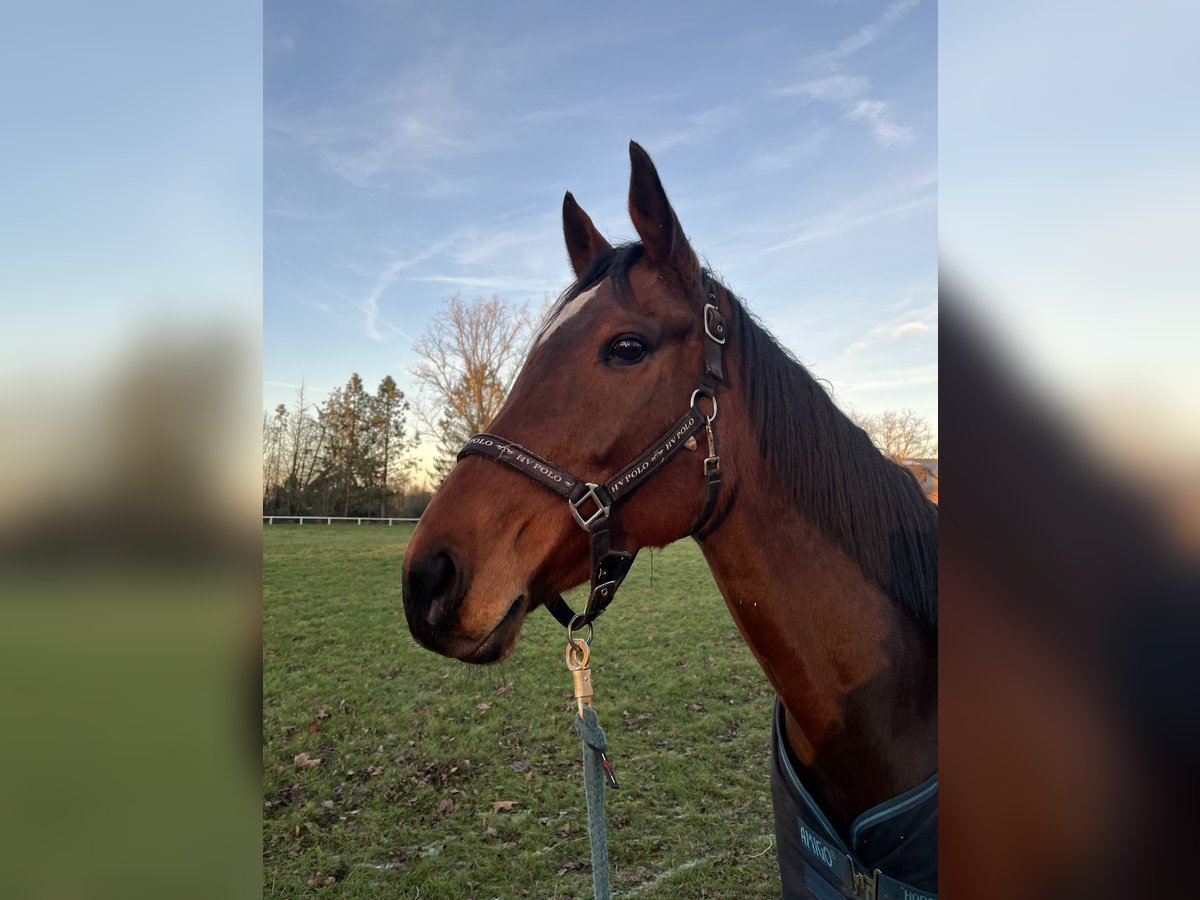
[262,294,535,519]
[262,293,937,518]
[262,375,426,519]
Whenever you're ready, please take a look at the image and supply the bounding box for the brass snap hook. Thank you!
[565,636,590,671]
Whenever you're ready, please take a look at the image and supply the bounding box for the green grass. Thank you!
[264,525,780,898]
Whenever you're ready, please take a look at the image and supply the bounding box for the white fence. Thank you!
[263,516,420,526]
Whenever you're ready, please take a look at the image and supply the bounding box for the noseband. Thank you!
[456,272,729,629]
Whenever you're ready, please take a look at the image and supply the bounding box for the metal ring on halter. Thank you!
[690,388,718,423]
[567,614,593,648]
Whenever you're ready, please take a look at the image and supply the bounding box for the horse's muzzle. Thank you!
[402,545,527,663]
[403,546,466,634]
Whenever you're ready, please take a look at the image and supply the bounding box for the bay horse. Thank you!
[403,142,938,898]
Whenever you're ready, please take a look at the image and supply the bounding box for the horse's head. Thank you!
[403,142,729,662]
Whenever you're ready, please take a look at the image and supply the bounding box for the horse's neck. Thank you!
[696,424,937,835]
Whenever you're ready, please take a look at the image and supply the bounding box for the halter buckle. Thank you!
[570,483,610,530]
[704,302,727,345]
[589,580,617,601]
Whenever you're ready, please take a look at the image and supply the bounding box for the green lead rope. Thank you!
[572,707,612,899]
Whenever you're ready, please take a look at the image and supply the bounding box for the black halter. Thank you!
[456,272,729,628]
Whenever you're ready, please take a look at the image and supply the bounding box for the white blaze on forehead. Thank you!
[536,284,603,346]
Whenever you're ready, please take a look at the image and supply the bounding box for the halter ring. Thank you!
[690,389,718,423]
[567,614,594,648]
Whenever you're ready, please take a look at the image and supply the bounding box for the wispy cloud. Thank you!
[834,364,938,393]
[775,75,913,147]
[813,0,922,65]
[846,99,914,146]
[759,178,935,255]
[776,75,870,103]
[511,99,608,126]
[512,90,685,127]
[775,0,921,147]
[302,298,333,314]
[766,196,927,250]
[266,69,497,188]
[403,274,563,293]
[358,213,570,328]
[266,246,415,341]
[841,302,937,355]
[652,105,739,151]
[265,194,348,222]
[358,237,463,340]
[450,216,558,268]
[707,168,935,262]
[752,126,834,171]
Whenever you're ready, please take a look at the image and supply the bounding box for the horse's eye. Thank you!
[608,337,646,364]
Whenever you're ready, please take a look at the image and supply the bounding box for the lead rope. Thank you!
[574,707,611,899]
[566,626,617,899]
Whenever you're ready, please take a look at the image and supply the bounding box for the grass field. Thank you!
[264,525,780,898]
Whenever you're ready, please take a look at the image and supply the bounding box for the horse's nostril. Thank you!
[406,548,464,628]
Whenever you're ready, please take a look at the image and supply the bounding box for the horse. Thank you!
[402,142,938,898]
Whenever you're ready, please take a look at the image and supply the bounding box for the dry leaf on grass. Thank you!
[492,800,518,813]
[294,752,322,770]
[306,861,348,887]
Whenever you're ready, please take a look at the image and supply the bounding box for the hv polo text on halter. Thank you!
[456,272,728,629]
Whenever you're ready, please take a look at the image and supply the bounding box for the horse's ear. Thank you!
[627,141,699,276]
[563,191,613,278]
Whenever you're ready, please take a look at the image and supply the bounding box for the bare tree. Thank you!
[262,405,287,512]
[278,381,329,515]
[850,408,938,462]
[410,294,535,480]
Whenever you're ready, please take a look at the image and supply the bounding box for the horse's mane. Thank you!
[729,293,938,628]
[544,242,938,627]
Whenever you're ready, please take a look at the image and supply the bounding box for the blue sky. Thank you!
[2,1,261,377]
[265,0,937,468]
[941,1,1200,462]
